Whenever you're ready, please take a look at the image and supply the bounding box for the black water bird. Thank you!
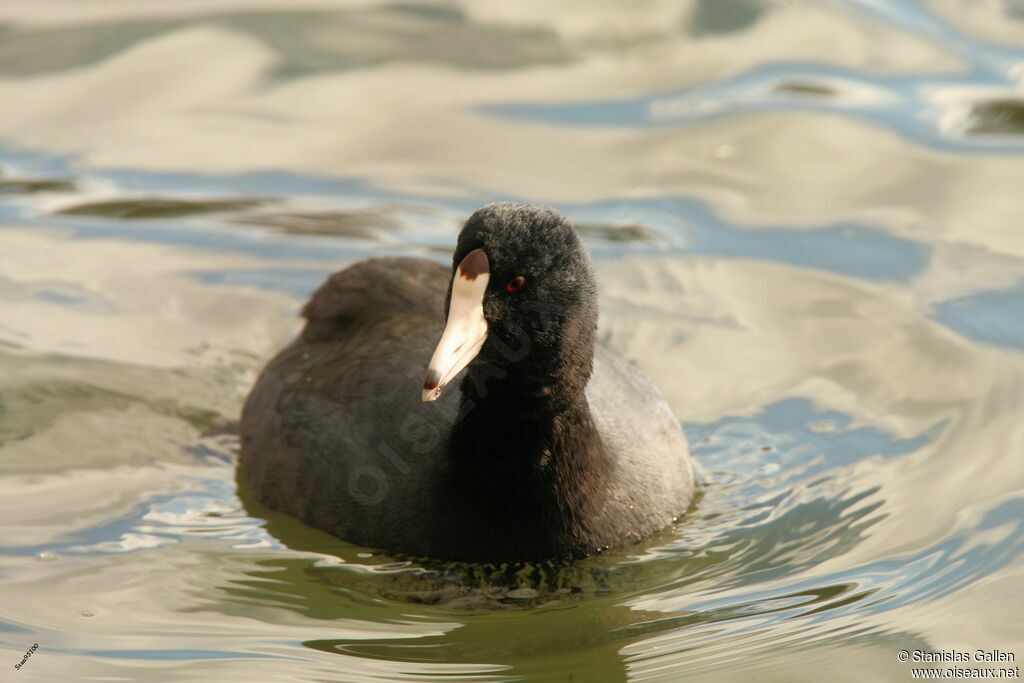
[240,203,693,562]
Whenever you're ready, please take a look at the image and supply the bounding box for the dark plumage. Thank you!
[239,203,693,562]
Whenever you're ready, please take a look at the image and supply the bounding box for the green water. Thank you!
[1,1,1022,681]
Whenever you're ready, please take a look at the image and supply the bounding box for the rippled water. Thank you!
[1,1,1022,681]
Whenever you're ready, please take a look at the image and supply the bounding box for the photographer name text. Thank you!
[911,651,1015,664]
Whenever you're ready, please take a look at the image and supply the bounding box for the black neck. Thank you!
[450,296,601,468]
[451,364,597,467]
[439,337,610,560]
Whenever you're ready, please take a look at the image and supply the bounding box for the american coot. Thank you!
[240,203,693,562]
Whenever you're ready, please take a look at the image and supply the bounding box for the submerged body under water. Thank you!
[0,1,1022,681]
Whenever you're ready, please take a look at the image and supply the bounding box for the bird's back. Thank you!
[240,258,459,548]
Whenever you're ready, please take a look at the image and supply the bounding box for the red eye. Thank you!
[505,276,526,293]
